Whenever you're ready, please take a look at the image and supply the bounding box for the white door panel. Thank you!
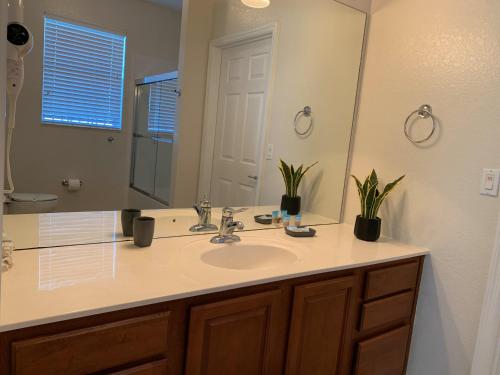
[211,37,272,207]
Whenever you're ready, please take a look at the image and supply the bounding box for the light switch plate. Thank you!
[265,144,274,160]
[480,169,500,197]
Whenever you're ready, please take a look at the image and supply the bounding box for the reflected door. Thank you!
[210,37,272,207]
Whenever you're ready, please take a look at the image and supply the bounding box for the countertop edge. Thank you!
[0,249,429,333]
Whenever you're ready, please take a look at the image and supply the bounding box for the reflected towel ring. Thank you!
[404,104,437,145]
[294,106,313,136]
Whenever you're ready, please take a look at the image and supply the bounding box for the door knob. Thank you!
[248,175,258,180]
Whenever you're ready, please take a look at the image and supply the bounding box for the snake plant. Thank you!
[279,160,318,198]
[352,170,405,220]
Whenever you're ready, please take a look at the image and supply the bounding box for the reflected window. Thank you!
[41,17,127,130]
[38,211,117,248]
[38,243,116,291]
[148,72,178,135]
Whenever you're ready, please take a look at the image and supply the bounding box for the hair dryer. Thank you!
[5,0,33,194]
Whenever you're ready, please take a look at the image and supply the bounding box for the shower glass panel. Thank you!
[130,72,178,205]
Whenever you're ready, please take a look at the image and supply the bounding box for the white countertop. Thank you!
[0,224,429,332]
[3,207,337,250]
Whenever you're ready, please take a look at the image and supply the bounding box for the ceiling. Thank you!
[143,0,183,11]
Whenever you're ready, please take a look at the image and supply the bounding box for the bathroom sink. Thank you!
[201,244,298,270]
[180,237,307,271]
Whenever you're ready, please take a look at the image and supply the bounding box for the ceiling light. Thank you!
[241,0,270,9]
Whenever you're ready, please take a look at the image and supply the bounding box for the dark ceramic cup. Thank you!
[121,209,141,237]
[133,216,155,247]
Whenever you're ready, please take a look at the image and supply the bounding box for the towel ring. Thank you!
[404,104,437,145]
[294,106,313,136]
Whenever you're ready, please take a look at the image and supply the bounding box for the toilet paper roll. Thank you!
[67,179,81,192]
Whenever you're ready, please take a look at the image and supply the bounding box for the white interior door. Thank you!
[210,37,272,207]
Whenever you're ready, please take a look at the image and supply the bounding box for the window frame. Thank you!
[41,15,127,131]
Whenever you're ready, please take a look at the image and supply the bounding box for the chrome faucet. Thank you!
[210,207,247,244]
[190,199,218,232]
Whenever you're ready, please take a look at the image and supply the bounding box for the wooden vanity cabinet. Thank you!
[0,257,424,375]
[285,276,355,375]
[185,290,288,375]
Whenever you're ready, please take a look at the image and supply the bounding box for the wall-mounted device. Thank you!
[5,0,34,194]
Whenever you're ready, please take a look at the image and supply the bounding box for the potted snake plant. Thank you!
[279,160,318,215]
[352,170,405,242]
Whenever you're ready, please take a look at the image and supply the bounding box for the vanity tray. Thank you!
[254,215,273,225]
[285,227,316,238]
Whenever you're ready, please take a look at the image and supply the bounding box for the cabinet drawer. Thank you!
[354,325,411,375]
[110,359,168,375]
[12,312,170,375]
[360,291,414,331]
[364,262,419,300]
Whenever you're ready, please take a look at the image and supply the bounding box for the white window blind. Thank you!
[148,76,178,134]
[41,17,127,130]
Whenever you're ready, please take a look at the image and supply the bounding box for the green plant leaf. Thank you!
[352,175,364,199]
[279,160,318,198]
[294,161,318,198]
[364,183,378,219]
[292,165,303,197]
[371,175,405,218]
[368,169,378,187]
[279,160,292,196]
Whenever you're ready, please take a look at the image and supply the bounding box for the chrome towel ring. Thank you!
[294,106,313,136]
[404,104,437,145]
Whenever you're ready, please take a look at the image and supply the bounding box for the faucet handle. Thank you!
[222,207,247,216]
[194,199,212,213]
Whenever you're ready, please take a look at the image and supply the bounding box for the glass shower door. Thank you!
[130,72,178,205]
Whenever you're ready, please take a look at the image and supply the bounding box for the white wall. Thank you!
[10,0,181,212]
[344,0,500,373]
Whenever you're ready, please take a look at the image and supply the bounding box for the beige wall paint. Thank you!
[344,0,500,373]
[11,0,181,212]
[336,0,372,13]
[170,0,216,207]
[176,0,365,219]
[212,0,365,219]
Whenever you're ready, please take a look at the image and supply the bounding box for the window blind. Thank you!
[41,17,127,130]
[148,77,178,134]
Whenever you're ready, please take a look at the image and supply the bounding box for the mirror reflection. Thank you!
[3,0,366,248]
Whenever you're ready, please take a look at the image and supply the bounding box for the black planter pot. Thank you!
[281,195,301,215]
[354,215,381,242]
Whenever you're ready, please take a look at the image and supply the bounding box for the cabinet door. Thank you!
[286,276,354,375]
[185,290,287,375]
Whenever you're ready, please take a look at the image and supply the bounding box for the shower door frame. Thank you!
[129,71,178,206]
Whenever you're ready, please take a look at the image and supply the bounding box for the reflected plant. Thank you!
[279,160,318,198]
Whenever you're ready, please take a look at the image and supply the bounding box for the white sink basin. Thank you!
[180,237,307,271]
[201,244,298,270]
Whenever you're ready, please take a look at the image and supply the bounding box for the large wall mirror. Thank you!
[3,0,366,249]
